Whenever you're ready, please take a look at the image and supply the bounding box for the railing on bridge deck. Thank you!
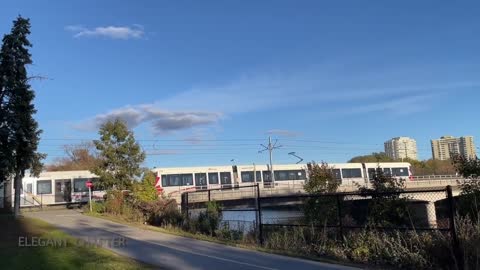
[412,175,460,180]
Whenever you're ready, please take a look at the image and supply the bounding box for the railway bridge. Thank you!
[181,178,463,204]
[182,177,466,229]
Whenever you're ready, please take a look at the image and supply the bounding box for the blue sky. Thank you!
[1,1,479,168]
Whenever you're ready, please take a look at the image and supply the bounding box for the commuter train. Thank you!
[152,162,412,196]
[15,162,412,206]
[19,170,105,206]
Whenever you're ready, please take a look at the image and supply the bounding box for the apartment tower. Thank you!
[431,135,476,160]
[384,137,418,161]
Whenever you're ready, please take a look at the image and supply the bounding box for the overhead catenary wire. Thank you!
[38,137,437,163]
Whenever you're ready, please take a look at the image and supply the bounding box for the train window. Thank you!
[37,180,52,194]
[195,173,207,186]
[241,171,254,182]
[170,175,182,186]
[208,173,219,184]
[263,171,271,182]
[220,172,232,184]
[341,168,362,178]
[161,175,168,187]
[331,169,341,179]
[296,170,307,180]
[256,171,262,182]
[26,183,32,193]
[161,174,192,186]
[182,174,193,186]
[274,171,289,181]
[391,167,409,176]
[273,170,306,181]
[73,178,90,192]
[383,168,392,175]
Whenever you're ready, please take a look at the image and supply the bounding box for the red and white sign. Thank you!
[86,181,93,188]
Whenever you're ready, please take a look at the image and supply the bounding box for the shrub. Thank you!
[216,226,243,242]
[121,203,143,222]
[104,190,125,215]
[189,201,222,236]
[261,225,471,269]
[136,198,183,227]
[133,170,158,203]
[90,201,105,213]
[457,216,480,270]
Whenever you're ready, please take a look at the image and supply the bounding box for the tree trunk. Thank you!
[13,171,22,217]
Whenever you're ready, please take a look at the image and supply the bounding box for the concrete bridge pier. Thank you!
[426,201,437,228]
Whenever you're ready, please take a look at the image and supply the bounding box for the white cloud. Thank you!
[75,105,222,134]
[65,25,144,39]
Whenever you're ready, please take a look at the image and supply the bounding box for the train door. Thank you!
[55,179,72,203]
[232,165,239,187]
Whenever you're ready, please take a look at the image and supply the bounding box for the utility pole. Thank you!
[259,136,282,186]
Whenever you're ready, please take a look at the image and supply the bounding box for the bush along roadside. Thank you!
[84,190,480,269]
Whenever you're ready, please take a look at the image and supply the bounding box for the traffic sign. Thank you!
[86,180,93,212]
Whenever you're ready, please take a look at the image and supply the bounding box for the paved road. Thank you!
[25,210,359,270]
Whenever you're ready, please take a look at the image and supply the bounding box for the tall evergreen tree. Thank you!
[0,16,44,215]
[92,119,145,190]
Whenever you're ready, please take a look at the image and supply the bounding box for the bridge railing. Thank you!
[412,175,460,180]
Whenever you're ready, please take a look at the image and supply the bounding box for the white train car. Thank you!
[364,162,412,180]
[326,162,412,186]
[153,162,413,196]
[19,170,104,206]
[328,162,365,186]
[237,163,307,188]
[153,165,236,196]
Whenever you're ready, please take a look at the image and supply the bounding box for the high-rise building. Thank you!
[431,135,476,160]
[384,137,418,160]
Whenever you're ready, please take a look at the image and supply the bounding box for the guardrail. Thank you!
[412,175,459,180]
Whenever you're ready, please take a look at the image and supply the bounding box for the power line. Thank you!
[40,138,266,142]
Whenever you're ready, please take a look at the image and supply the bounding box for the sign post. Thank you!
[86,180,93,212]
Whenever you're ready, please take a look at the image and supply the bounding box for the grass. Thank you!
[0,214,154,270]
